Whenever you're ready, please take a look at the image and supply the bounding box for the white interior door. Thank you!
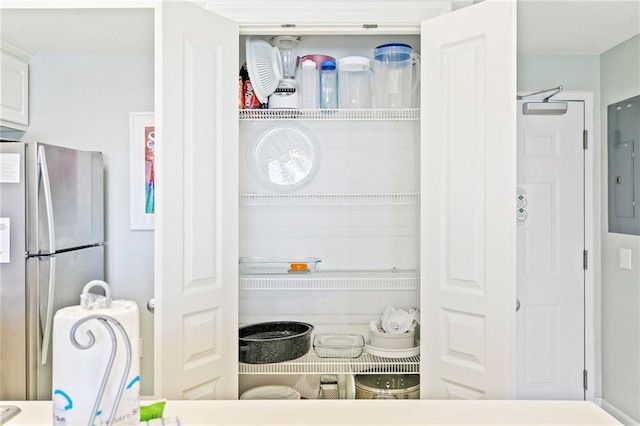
[421,0,516,399]
[155,1,239,399]
[516,100,585,400]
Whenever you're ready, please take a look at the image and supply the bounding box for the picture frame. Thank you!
[129,112,155,230]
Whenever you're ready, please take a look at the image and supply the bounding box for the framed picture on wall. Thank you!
[129,112,155,230]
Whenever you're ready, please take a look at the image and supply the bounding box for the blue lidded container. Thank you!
[374,43,414,63]
[319,60,338,109]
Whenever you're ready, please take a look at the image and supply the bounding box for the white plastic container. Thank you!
[299,59,319,109]
[319,60,338,109]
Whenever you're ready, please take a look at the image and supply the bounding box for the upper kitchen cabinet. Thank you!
[0,46,29,131]
[155,0,516,401]
[204,0,451,34]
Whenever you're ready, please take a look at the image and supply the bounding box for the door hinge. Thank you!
[583,370,588,390]
[583,130,588,150]
[583,250,588,270]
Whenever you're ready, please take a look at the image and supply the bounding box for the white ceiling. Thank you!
[0,1,638,57]
[517,0,640,54]
[0,8,155,56]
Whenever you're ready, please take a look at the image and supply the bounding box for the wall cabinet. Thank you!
[0,49,29,131]
[154,0,516,401]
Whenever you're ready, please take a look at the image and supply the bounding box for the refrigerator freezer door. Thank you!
[27,245,104,400]
[0,141,27,400]
[27,142,104,254]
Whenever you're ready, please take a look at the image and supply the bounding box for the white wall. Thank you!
[21,53,155,396]
[600,34,640,423]
[517,53,603,400]
[518,54,601,95]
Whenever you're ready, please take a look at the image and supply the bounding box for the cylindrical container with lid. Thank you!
[319,60,338,109]
[299,59,319,109]
[372,43,421,108]
[338,56,372,109]
[354,374,420,399]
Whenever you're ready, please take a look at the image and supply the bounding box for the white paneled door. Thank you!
[422,0,516,399]
[156,2,239,399]
[516,101,585,400]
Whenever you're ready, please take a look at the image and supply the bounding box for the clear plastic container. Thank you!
[313,333,365,358]
[338,56,372,109]
[299,59,319,109]
[319,60,338,109]
[372,43,420,108]
[239,257,321,274]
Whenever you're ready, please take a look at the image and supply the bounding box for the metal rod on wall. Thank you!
[516,85,563,101]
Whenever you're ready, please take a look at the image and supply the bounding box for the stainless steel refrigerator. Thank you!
[0,140,104,400]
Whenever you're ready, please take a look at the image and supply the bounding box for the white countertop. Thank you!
[0,400,622,425]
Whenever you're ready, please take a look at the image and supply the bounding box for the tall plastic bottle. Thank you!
[299,59,319,109]
[319,60,338,109]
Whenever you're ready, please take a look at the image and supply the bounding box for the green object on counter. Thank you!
[140,401,166,421]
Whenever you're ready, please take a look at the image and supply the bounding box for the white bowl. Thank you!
[368,328,415,350]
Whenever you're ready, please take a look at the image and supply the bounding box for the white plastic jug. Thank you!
[372,43,420,108]
[338,56,372,109]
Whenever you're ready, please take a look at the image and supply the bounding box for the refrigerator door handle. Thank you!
[38,145,57,252]
[38,146,57,365]
[40,256,56,365]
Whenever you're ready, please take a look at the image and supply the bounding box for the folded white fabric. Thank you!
[380,306,419,334]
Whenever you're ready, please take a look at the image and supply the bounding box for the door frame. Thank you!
[516,91,597,401]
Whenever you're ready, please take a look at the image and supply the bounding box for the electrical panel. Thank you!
[608,95,640,234]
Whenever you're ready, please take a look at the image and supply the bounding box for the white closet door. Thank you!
[421,0,516,399]
[156,1,239,399]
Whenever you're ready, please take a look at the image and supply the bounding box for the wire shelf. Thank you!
[239,269,420,290]
[240,193,420,206]
[239,351,420,375]
[239,108,420,121]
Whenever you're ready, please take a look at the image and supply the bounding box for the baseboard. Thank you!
[597,398,638,425]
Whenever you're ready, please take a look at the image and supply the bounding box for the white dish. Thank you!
[240,385,301,400]
[365,344,420,358]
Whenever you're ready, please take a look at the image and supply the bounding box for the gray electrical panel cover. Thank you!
[608,95,640,234]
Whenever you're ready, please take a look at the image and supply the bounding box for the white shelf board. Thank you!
[240,193,420,206]
[239,351,420,375]
[239,108,420,121]
[239,269,420,290]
